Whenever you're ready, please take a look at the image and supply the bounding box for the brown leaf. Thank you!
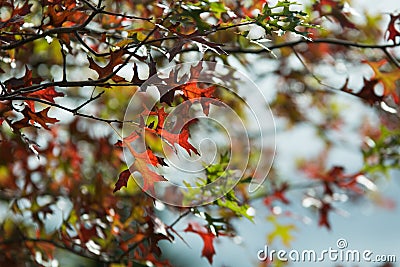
[13,107,59,130]
[113,169,131,193]
[4,66,42,92]
[341,78,382,105]
[88,49,126,82]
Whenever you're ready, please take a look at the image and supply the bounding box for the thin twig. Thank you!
[10,96,125,124]
[59,41,67,82]
[81,0,152,21]
[169,209,191,228]
[290,47,337,90]
[72,90,104,113]
[382,47,400,68]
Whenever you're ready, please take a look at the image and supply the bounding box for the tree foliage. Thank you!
[0,0,399,266]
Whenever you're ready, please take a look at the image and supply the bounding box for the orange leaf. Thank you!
[364,59,400,103]
[179,82,217,115]
[114,143,167,194]
[130,149,167,193]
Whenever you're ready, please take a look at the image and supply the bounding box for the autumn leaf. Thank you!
[263,183,290,206]
[318,201,332,230]
[114,144,167,193]
[45,1,88,28]
[12,0,32,18]
[386,14,400,43]
[113,169,131,193]
[4,66,42,92]
[184,223,217,264]
[0,101,12,125]
[88,49,126,82]
[267,216,296,247]
[341,78,382,105]
[364,59,400,103]
[178,82,217,116]
[240,0,267,18]
[149,107,199,155]
[13,106,59,130]
[24,87,64,111]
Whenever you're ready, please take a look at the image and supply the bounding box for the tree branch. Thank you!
[0,6,101,50]
[10,96,125,124]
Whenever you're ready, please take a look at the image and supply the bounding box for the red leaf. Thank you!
[24,87,64,111]
[386,14,400,43]
[149,107,199,155]
[130,149,167,193]
[78,223,98,243]
[88,49,126,82]
[263,183,290,206]
[45,1,88,28]
[0,101,12,125]
[184,223,217,264]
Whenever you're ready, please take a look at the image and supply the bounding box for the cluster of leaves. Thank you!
[0,0,400,266]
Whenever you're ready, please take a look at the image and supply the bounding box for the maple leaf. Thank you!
[147,107,199,155]
[114,144,167,193]
[263,183,290,206]
[184,223,217,264]
[24,87,64,111]
[178,82,217,116]
[4,66,42,92]
[341,78,382,105]
[44,0,88,28]
[88,49,126,82]
[267,216,296,247]
[13,106,59,130]
[364,59,400,103]
[386,14,400,43]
